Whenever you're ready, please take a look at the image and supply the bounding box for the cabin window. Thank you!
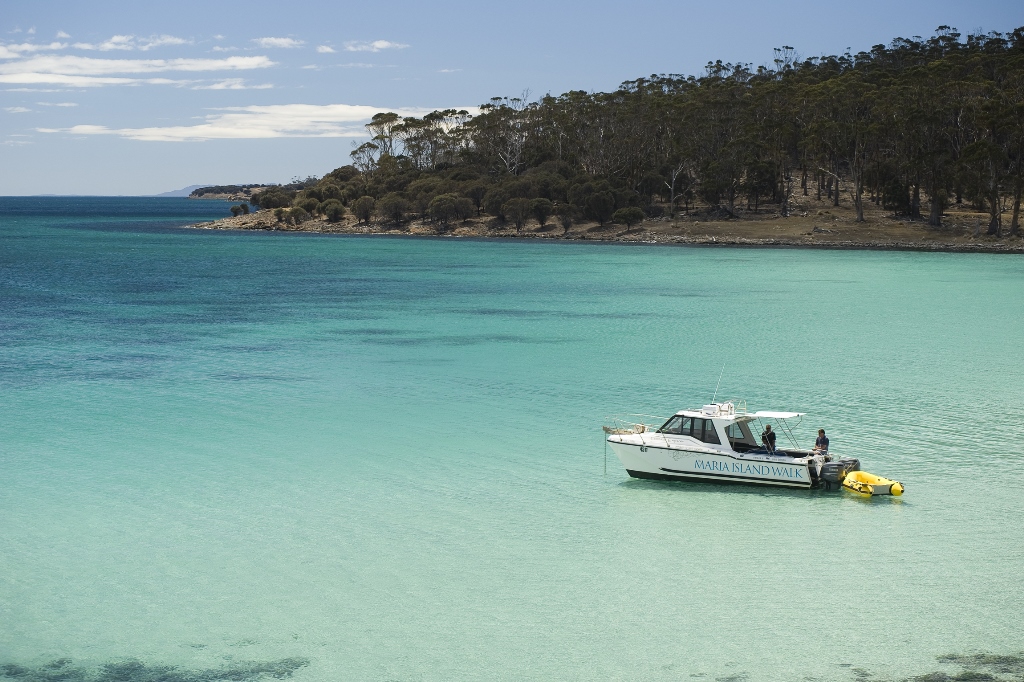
[701,420,721,444]
[657,416,684,434]
[725,422,757,449]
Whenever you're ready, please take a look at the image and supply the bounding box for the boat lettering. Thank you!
[693,459,804,479]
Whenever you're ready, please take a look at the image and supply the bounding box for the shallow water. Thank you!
[1,198,1023,681]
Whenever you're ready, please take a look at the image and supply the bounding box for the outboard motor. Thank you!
[819,458,861,491]
[838,458,860,474]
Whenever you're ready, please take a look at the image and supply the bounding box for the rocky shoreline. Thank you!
[189,210,1024,254]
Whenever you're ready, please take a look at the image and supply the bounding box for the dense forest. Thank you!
[249,26,1024,236]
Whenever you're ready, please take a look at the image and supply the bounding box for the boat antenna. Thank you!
[712,364,725,403]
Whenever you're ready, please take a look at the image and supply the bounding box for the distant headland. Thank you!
[191,25,1024,253]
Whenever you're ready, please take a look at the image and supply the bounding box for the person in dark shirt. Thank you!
[761,424,777,453]
[813,429,829,454]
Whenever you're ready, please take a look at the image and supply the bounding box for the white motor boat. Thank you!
[604,402,831,489]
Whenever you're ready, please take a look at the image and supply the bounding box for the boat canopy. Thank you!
[673,406,804,421]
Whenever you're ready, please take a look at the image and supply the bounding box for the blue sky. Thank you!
[2,0,1023,195]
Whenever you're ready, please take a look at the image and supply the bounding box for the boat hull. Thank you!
[608,440,812,488]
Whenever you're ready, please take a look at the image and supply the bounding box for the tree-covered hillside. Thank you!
[252,26,1024,236]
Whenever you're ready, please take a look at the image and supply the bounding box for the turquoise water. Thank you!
[2,198,1023,681]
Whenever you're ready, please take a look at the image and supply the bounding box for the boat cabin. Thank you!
[655,402,804,454]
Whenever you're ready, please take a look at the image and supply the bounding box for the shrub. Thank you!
[530,198,553,227]
[483,187,510,219]
[502,198,532,232]
[321,199,346,223]
[428,194,459,226]
[251,188,294,209]
[587,192,616,225]
[555,203,578,234]
[454,196,475,221]
[429,193,475,227]
[273,207,286,222]
[378,192,408,225]
[230,205,243,217]
[239,203,250,214]
[288,207,310,224]
[462,182,488,214]
[352,196,376,223]
[296,197,320,215]
[319,184,344,202]
[612,206,646,229]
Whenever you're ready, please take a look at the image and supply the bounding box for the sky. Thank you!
[2,0,1023,195]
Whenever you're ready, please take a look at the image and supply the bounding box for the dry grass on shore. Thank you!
[192,196,1024,253]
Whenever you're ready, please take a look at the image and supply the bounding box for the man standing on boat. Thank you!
[813,429,829,454]
[761,424,777,453]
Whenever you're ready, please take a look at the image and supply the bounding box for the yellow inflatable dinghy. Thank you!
[842,470,904,497]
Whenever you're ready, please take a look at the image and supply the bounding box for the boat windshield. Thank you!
[657,416,721,444]
[658,416,685,434]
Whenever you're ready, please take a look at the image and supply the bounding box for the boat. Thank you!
[603,401,898,492]
[841,470,904,497]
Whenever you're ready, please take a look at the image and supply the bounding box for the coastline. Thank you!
[190,207,1024,254]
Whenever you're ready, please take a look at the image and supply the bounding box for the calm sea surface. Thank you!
[2,197,1023,681]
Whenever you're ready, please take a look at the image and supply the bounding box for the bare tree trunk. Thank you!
[928,194,943,227]
[801,166,808,196]
[780,165,790,217]
[987,165,1001,236]
[1011,181,1022,237]
[825,175,832,201]
[911,182,921,219]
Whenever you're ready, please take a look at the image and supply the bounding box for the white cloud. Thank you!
[213,34,225,40]
[73,35,133,51]
[6,87,75,92]
[0,42,68,58]
[253,37,304,49]
[438,68,461,73]
[37,101,78,106]
[344,40,409,53]
[73,34,190,51]
[192,78,273,90]
[316,45,335,53]
[0,55,275,86]
[211,46,237,52]
[56,31,71,39]
[139,35,189,50]
[37,103,451,141]
[5,106,31,113]
[27,28,36,35]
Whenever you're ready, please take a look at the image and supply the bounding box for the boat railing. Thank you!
[602,414,667,435]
